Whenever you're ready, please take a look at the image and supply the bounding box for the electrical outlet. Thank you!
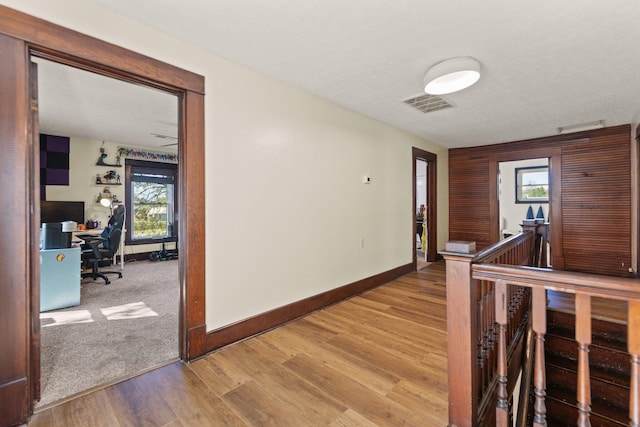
[360,238,365,248]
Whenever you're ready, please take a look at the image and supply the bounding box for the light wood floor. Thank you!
[29,262,449,427]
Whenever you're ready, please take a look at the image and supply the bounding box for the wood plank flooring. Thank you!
[29,262,449,427]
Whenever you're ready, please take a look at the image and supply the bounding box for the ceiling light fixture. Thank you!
[557,120,605,135]
[424,57,481,95]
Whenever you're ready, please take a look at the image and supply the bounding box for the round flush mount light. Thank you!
[424,57,481,95]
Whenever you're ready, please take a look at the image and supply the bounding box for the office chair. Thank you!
[80,205,125,284]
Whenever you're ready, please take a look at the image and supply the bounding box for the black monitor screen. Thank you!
[40,201,85,225]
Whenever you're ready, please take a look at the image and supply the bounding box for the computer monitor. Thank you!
[40,201,85,225]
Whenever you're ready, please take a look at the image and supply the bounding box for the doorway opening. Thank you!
[416,158,428,269]
[0,10,206,422]
[498,157,551,265]
[412,147,437,269]
[33,57,181,408]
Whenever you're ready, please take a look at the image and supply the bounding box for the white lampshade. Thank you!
[424,57,481,95]
[99,186,113,207]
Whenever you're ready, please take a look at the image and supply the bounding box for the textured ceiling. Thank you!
[35,58,179,151]
[40,1,640,149]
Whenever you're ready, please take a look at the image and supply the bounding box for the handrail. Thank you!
[473,232,534,264]
[473,264,640,301]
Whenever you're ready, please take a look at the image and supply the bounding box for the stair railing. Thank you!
[441,229,540,427]
[472,264,640,427]
[442,225,640,426]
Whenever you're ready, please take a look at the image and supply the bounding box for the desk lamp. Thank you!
[99,187,122,217]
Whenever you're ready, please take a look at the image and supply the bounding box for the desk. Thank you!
[73,228,125,269]
[40,247,80,311]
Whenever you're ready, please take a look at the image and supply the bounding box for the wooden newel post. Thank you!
[442,251,480,427]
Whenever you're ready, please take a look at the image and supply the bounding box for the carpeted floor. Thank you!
[37,259,179,408]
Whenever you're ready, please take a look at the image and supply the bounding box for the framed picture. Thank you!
[515,165,549,203]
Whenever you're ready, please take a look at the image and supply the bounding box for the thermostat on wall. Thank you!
[362,176,371,184]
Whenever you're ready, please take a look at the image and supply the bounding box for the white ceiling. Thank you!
[35,58,179,151]
[39,1,640,149]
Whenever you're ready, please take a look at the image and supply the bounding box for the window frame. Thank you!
[124,159,178,245]
[515,165,549,204]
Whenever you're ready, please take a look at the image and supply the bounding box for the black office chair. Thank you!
[80,205,125,284]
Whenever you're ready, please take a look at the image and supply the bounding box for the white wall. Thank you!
[2,0,450,330]
[499,158,549,236]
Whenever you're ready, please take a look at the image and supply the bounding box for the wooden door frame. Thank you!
[490,148,563,268]
[636,124,640,277]
[0,6,206,424]
[412,147,437,267]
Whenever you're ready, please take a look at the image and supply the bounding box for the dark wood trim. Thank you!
[454,124,629,151]
[637,124,640,278]
[489,159,499,242]
[180,90,206,359]
[0,380,29,426]
[0,6,204,95]
[412,147,438,267]
[29,60,42,404]
[549,152,564,270]
[188,325,208,360]
[205,263,414,352]
[0,5,206,424]
[0,33,31,427]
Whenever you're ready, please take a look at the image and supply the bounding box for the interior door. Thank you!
[29,60,41,404]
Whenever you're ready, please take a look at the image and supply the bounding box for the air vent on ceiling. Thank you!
[403,93,453,113]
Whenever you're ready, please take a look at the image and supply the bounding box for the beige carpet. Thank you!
[37,259,179,408]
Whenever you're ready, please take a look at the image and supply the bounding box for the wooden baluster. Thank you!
[495,280,510,426]
[629,300,640,427]
[488,282,497,383]
[532,286,547,427]
[575,293,592,427]
[478,287,487,392]
[508,286,516,340]
[511,286,523,339]
[517,288,527,328]
[487,281,495,390]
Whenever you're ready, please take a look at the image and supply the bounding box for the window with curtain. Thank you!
[125,160,178,244]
